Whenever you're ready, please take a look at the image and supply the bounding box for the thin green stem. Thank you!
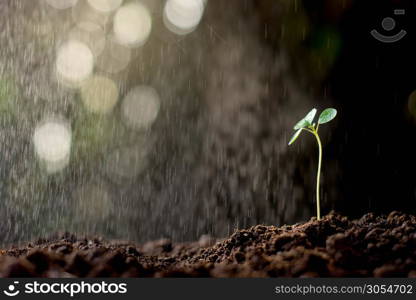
[304,128,314,134]
[312,130,322,220]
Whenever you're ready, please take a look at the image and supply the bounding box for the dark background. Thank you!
[309,0,416,216]
[259,0,416,218]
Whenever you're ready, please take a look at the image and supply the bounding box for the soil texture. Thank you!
[1,211,416,277]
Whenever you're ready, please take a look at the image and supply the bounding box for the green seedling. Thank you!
[288,108,337,220]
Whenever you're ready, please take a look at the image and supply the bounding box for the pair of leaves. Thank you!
[294,108,337,129]
[288,108,337,145]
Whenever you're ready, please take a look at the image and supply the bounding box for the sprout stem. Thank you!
[312,130,322,220]
[304,128,314,134]
[288,108,337,221]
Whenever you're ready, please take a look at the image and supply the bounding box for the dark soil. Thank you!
[1,211,416,277]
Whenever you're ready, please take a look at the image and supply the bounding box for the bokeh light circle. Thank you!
[163,0,205,35]
[121,86,161,130]
[56,40,94,87]
[80,76,119,114]
[113,2,152,47]
[33,120,72,173]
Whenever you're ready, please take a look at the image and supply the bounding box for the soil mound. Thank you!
[1,211,415,277]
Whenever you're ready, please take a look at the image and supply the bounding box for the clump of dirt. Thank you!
[1,211,416,277]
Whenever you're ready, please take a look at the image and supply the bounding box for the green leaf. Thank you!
[288,128,303,146]
[304,108,317,123]
[293,108,317,130]
[318,108,337,124]
[293,119,310,130]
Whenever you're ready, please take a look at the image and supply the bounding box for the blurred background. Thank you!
[1,0,416,246]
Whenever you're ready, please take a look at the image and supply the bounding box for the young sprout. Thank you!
[288,108,337,220]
